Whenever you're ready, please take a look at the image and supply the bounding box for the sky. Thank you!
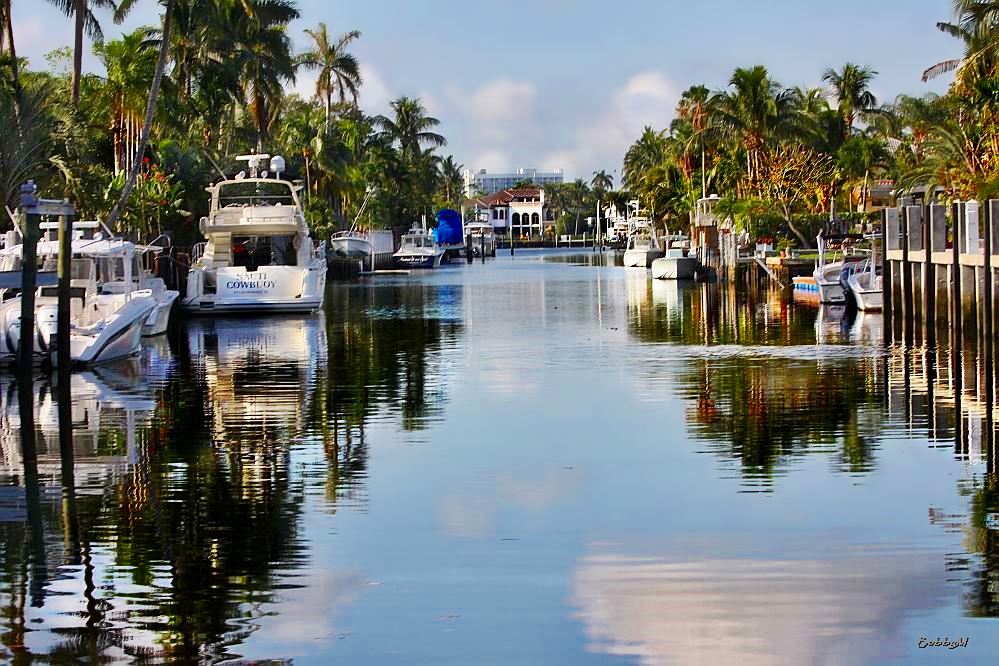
[13,0,961,182]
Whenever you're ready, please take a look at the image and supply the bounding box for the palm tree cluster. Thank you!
[0,0,462,241]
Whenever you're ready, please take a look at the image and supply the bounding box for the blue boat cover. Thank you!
[433,209,464,245]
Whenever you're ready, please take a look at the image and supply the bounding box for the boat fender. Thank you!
[293,235,302,250]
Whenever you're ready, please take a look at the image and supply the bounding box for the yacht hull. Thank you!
[651,256,696,280]
[37,293,158,365]
[330,236,373,259]
[847,274,883,311]
[624,249,663,268]
[142,290,179,336]
[182,263,327,314]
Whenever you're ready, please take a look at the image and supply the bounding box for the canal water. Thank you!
[0,249,997,664]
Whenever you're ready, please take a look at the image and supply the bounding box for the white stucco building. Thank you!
[469,188,554,239]
[463,168,563,197]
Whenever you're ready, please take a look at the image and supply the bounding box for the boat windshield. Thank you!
[218,181,296,208]
[403,235,430,249]
[233,235,298,268]
[41,257,95,281]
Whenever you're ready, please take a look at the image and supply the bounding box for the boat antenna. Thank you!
[350,186,377,232]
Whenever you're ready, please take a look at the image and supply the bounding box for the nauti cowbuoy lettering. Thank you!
[225,272,277,290]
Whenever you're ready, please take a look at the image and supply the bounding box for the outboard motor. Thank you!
[3,308,21,356]
[35,304,59,353]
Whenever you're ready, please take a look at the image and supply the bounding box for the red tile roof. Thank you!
[471,188,543,207]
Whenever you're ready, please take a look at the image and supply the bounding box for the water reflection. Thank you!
[0,256,996,662]
[573,544,950,666]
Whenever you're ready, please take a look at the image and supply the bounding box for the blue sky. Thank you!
[14,0,960,181]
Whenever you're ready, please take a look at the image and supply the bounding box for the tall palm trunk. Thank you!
[105,0,174,233]
[4,0,19,92]
[71,0,84,107]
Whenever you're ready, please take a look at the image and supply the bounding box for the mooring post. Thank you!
[17,183,39,373]
[882,208,895,344]
[926,204,946,349]
[465,233,473,264]
[901,206,913,345]
[57,206,72,370]
[480,233,485,263]
[951,201,964,431]
[984,200,995,462]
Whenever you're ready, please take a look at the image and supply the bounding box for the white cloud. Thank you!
[443,79,541,170]
[291,63,393,116]
[541,70,680,179]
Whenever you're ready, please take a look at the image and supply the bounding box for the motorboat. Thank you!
[182,153,327,313]
[604,217,630,249]
[0,238,157,365]
[847,258,883,311]
[465,221,496,257]
[329,185,376,266]
[0,221,177,336]
[623,219,663,268]
[651,233,696,279]
[812,234,865,304]
[394,227,445,268]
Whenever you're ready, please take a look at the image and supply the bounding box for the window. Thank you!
[532,213,540,225]
[232,235,297,269]
[512,212,521,225]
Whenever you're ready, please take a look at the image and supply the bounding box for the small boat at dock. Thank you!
[465,221,496,257]
[847,258,883,311]
[651,233,696,279]
[394,227,445,268]
[623,219,663,268]
[812,233,865,304]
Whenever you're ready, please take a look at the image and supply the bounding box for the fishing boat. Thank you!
[329,185,377,264]
[812,233,865,304]
[465,221,496,257]
[182,153,327,313]
[394,227,445,268]
[0,238,157,365]
[847,258,883,311]
[623,219,663,268]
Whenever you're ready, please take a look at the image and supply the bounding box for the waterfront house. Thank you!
[469,188,554,239]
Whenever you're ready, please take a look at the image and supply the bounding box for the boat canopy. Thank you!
[1,238,138,258]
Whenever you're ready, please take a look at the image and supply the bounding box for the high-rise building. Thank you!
[462,167,563,197]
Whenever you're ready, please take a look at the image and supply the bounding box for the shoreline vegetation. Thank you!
[0,0,993,249]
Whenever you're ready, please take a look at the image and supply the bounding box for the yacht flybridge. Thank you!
[183,154,327,313]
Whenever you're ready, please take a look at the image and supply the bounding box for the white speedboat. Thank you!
[0,238,157,365]
[847,259,883,311]
[0,221,178,336]
[465,221,496,257]
[813,234,864,304]
[182,153,327,313]
[329,230,372,260]
[394,227,445,268]
[623,219,663,268]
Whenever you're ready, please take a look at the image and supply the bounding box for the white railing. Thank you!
[191,242,206,264]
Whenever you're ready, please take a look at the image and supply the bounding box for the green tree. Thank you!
[299,24,362,128]
[821,63,878,137]
[374,96,446,159]
[46,0,120,106]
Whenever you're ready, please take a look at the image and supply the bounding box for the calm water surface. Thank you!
[0,249,997,664]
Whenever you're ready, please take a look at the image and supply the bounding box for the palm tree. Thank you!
[711,65,796,185]
[591,169,612,196]
[299,24,362,128]
[821,63,878,137]
[278,100,324,196]
[0,0,19,91]
[94,30,159,175]
[622,126,668,191]
[46,0,119,107]
[219,0,300,150]
[439,155,463,203]
[676,85,713,198]
[374,96,446,159]
[104,0,175,232]
[923,0,999,84]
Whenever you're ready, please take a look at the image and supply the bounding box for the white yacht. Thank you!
[623,219,663,268]
[183,154,327,313]
[847,258,883,311]
[465,221,496,257]
[0,238,157,365]
[394,227,445,268]
[651,233,697,279]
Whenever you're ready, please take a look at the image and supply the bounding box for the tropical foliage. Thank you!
[0,1,460,243]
